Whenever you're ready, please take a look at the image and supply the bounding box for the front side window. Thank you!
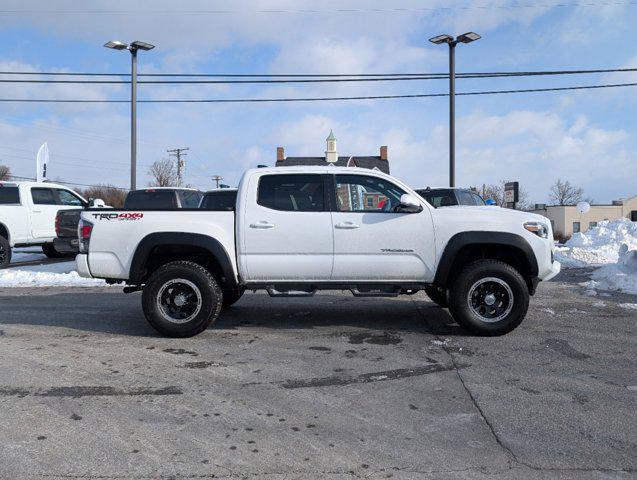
[56,189,84,206]
[0,186,20,205]
[335,174,405,213]
[257,174,324,212]
[179,190,203,208]
[31,188,57,205]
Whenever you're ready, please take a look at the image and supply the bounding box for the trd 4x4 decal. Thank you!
[92,212,144,221]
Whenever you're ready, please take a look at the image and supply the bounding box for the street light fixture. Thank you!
[104,39,155,190]
[429,32,481,188]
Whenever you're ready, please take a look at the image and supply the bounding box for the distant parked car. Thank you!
[0,181,105,267]
[123,188,203,209]
[199,189,238,211]
[415,188,485,208]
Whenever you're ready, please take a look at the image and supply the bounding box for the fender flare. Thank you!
[433,231,538,286]
[129,232,237,288]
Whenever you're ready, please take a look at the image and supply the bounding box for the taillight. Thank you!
[55,214,61,236]
[78,219,93,253]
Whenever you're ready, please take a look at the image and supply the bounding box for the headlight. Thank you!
[524,221,549,239]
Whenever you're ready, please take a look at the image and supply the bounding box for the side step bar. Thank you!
[266,286,316,297]
[350,286,401,297]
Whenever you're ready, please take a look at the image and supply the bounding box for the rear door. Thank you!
[241,173,333,282]
[330,173,435,282]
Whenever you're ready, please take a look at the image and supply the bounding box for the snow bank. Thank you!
[0,259,107,287]
[589,244,637,295]
[555,219,637,295]
[555,219,637,267]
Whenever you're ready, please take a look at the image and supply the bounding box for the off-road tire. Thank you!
[424,285,448,308]
[448,260,529,336]
[222,287,245,308]
[142,261,223,338]
[0,236,11,267]
[42,243,65,258]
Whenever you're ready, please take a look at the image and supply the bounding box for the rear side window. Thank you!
[200,191,237,211]
[257,174,324,212]
[0,186,20,204]
[178,190,203,208]
[31,188,57,205]
[124,190,176,209]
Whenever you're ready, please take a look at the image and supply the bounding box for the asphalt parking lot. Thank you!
[0,270,635,479]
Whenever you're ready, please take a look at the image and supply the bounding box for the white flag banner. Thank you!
[36,142,49,183]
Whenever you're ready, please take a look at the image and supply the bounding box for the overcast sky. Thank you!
[0,0,636,203]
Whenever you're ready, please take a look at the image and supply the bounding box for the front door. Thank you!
[242,173,333,282]
[29,187,61,239]
[330,173,435,282]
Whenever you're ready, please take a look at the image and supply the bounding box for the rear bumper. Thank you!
[75,254,92,278]
[53,237,79,254]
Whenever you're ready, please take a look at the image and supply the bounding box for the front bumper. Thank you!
[75,254,92,278]
[541,260,561,282]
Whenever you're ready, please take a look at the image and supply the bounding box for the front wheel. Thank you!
[142,261,223,337]
[448,260,529,336]
[0,236,11,267]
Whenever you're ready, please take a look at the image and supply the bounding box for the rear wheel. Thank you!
[448,260,529,336]
[424,285,448,308]
[0,236,11,267]
[142,261,222,337]
[42,243,65,258]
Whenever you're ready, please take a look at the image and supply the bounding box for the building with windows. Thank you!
[275,130,390,174]
[530,195,637,238]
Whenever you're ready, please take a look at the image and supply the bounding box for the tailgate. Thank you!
[56,209,82,238]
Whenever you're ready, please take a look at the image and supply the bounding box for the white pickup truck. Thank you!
[76,166,560,337]
[0,181,98,266]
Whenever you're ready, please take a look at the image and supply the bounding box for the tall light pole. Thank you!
[104,40,155,190]
[429,32,481,188]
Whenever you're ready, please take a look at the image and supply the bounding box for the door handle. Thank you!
[250,221,275,229]
[335,221,360,229]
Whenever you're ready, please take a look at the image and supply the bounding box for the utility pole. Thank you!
[167,148,189,187]
[212,175,223,189]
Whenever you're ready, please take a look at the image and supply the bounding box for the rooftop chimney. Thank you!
[380,145,388,160]
[276,147,285,162]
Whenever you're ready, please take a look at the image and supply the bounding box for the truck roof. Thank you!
[245,166,391,176]
[0,180,80,190]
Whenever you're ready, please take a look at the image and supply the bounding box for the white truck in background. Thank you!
[76,166,560,338]
[0,181,103,266]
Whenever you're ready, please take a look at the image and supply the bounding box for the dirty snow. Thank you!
[556,219,637,295]
[0,253,106,287]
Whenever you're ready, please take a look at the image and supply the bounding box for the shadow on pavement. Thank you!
[0,290,467,338]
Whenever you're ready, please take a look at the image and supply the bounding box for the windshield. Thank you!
[416,189,485,208]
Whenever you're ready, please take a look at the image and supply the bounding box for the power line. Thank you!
[0,81,635,103]
[0,67,635,81]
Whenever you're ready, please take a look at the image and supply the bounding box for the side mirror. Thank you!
[89,198,106,208]
[398,193,423,213]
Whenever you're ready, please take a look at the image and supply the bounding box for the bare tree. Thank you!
[482,180,530,209]
[0,164,11,181]
[148,159,176,187]
[549,178,584,205]
[79,184,128,208]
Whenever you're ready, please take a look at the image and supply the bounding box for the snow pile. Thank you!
[588,244,637,295]
[555,219,637,267]
[0,260,107,287]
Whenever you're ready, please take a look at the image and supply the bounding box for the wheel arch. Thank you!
[434,231,538,292]
[129,232,237,290]
[0,222,10,243]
